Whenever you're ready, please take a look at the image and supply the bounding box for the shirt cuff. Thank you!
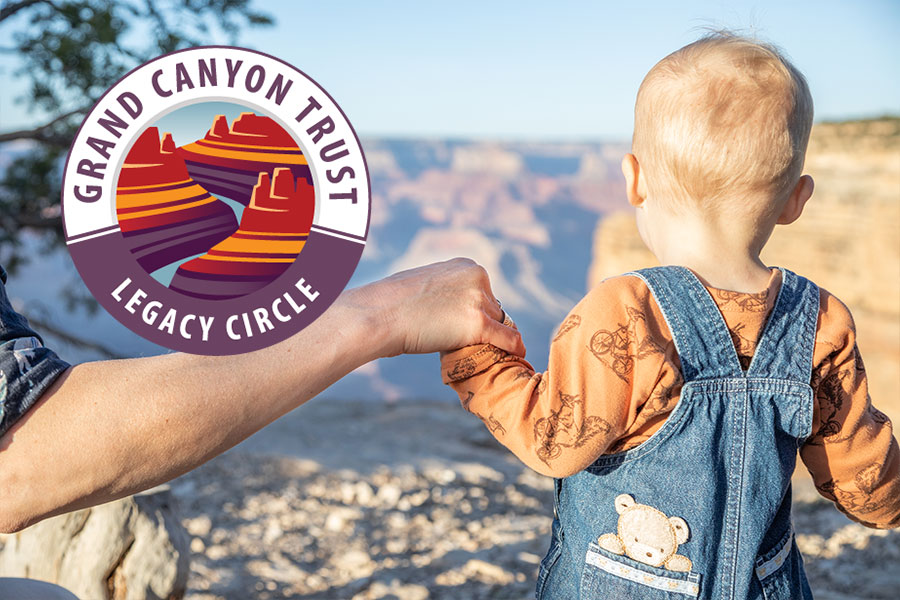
[440,312,518,384]
[0,338,70,437]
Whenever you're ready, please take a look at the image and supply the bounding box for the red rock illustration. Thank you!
[116,127,238,272]
[168,168,315,299]
[177,112,311,207]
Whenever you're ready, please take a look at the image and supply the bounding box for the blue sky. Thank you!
[1,0,898,140]
[153,101,252,146]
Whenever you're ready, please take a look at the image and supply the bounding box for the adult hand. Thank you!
[347,258,525,357]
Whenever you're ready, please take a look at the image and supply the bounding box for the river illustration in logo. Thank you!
[117,103,314,300]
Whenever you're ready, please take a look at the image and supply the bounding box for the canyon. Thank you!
[115,113,315,299]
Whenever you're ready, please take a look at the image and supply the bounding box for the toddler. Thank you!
[441,32,899,599]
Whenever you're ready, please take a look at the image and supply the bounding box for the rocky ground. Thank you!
[171,398,900,600]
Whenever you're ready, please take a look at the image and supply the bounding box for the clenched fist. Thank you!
[345,258,525,358]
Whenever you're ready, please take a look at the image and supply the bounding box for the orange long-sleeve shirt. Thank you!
[441,269,900,529]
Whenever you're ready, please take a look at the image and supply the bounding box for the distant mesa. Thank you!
[116,127,239,272]
[168,168,315,300]
[177,112,312,207]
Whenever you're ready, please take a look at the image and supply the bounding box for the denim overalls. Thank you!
[536,265,818,600]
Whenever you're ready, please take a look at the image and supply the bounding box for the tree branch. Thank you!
[0,0,50,23]
[0,106,88,144]
[17,310,127,359]
[2,214,62,230]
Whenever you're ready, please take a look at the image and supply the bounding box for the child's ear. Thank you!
[621,154,645,208]
[776,175,814,225]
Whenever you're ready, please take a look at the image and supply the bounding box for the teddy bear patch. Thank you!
[597,494,692,572]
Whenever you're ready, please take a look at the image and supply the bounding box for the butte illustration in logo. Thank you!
[61,47,370,355]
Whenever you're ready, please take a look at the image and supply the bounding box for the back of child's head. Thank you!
[633,31,813,220]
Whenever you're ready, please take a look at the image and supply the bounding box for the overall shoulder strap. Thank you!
[627,266,743,382]
[745,268,820,382]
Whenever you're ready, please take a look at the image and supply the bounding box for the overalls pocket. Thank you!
[755,528,812,600]
[580,542,701,599]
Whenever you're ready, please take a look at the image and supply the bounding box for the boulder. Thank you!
[0,487,190,600]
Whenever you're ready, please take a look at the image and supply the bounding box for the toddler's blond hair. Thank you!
[633,31,813,218]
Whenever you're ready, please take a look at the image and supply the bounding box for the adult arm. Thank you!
[0,258,524,533]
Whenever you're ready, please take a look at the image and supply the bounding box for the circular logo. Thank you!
[61,47,369,355]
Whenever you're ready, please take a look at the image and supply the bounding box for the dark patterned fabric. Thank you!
[0,264,71,437]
